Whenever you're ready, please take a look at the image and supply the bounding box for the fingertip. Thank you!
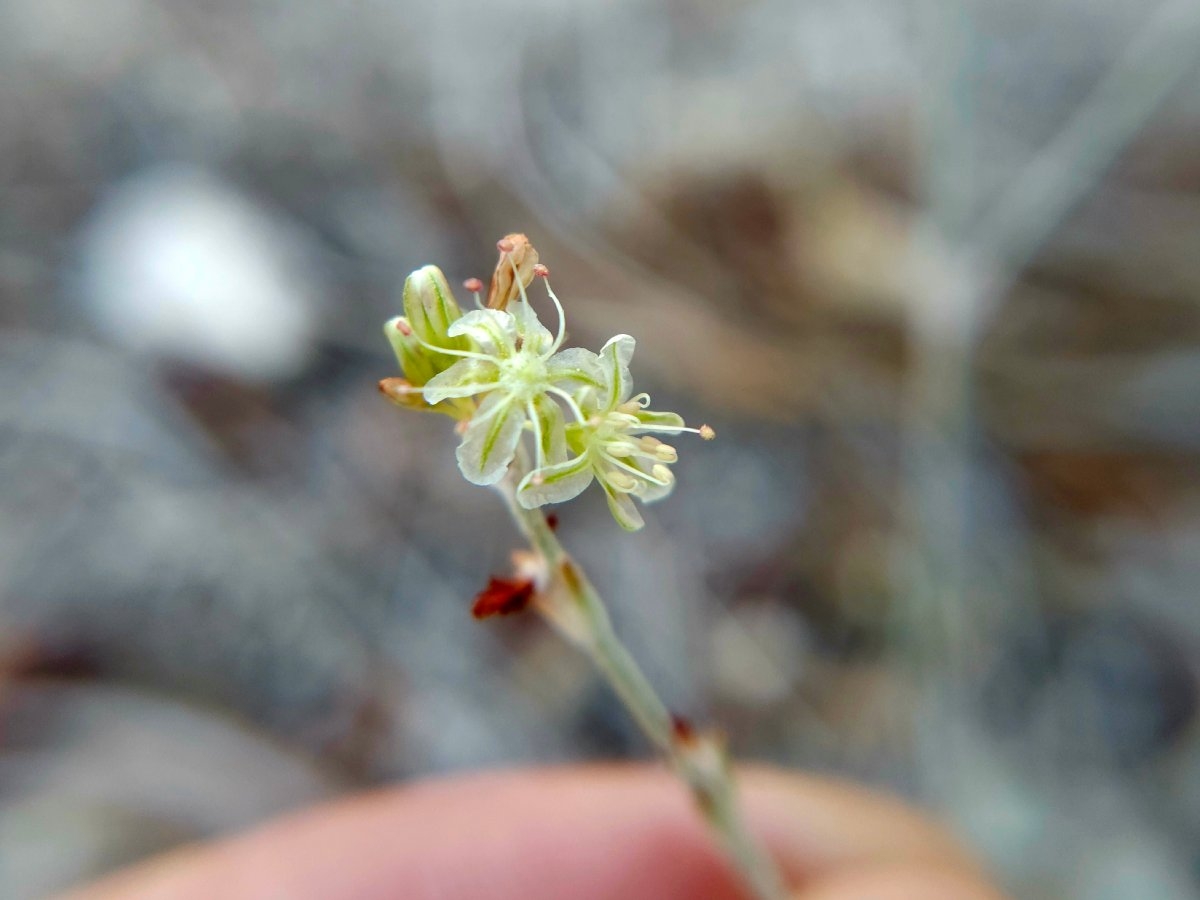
[60,765,1006,900]
[790,863,1010,900]
[738,765,989,880]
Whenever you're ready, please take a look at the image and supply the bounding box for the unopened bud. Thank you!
[378,377,427,411]
[384,317,436,386]
[402,265,468,364]
[487,233,539,310]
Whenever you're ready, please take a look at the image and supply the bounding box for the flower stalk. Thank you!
[496,447,788,900]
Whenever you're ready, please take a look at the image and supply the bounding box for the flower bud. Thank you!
[402,265,469,362]
[378,376,429,412]
[384,316,436,386]
[487,233,539,311]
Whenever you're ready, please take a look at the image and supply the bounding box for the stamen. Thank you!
[629,422,716,441]
[407,328,498,364]
[508,254,532,306]
[604,440,639,457]
[467,394,511,429]
[545,386,588,425]
[654,444,678,463]
[607,470,638,492]
[395,319,413,336]
[609,411,641,429]
[533,263,550,277]
[617,394,652,415]
[497,238,515,253]
[651,463,675,484]
[603,452,671,488]
[464,277,485,309]
[526,400,546,471]
[542,278,568,355]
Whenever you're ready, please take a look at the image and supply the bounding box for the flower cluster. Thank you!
[380,235,712,531]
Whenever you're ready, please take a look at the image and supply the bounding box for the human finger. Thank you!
[61,764,1003,900]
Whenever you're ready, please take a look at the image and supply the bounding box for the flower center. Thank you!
[501,349,549,397]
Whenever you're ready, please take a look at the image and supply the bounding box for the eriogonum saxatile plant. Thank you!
[378,236,787,900]
[380,234,713,531]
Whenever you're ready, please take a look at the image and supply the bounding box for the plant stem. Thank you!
[495,454,789,900]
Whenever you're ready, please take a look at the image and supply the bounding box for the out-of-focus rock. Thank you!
[76,165,324,381]
[0,680,340,898]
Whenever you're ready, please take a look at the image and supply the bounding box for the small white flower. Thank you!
[516,334,711,531]
[420,288,604,485]
[382,239,713,527]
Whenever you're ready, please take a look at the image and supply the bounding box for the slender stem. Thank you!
[495,450,788,900]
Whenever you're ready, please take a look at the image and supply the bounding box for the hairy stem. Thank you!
[495,452,788,900]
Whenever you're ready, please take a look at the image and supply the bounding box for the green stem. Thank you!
[495,453,788,900]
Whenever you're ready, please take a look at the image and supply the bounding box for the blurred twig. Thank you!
[972,0,1200,318]
[898,0,1200,789]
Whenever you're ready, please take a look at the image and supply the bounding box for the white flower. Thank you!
[421,292,605,485]
[382,240,713,527]
[516,334,712,531]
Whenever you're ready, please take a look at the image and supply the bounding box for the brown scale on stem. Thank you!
[472,576,536,619]
[671,713,697,744]
[559,559,584,595]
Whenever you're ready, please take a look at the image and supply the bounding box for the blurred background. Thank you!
[2,0,1200,897]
